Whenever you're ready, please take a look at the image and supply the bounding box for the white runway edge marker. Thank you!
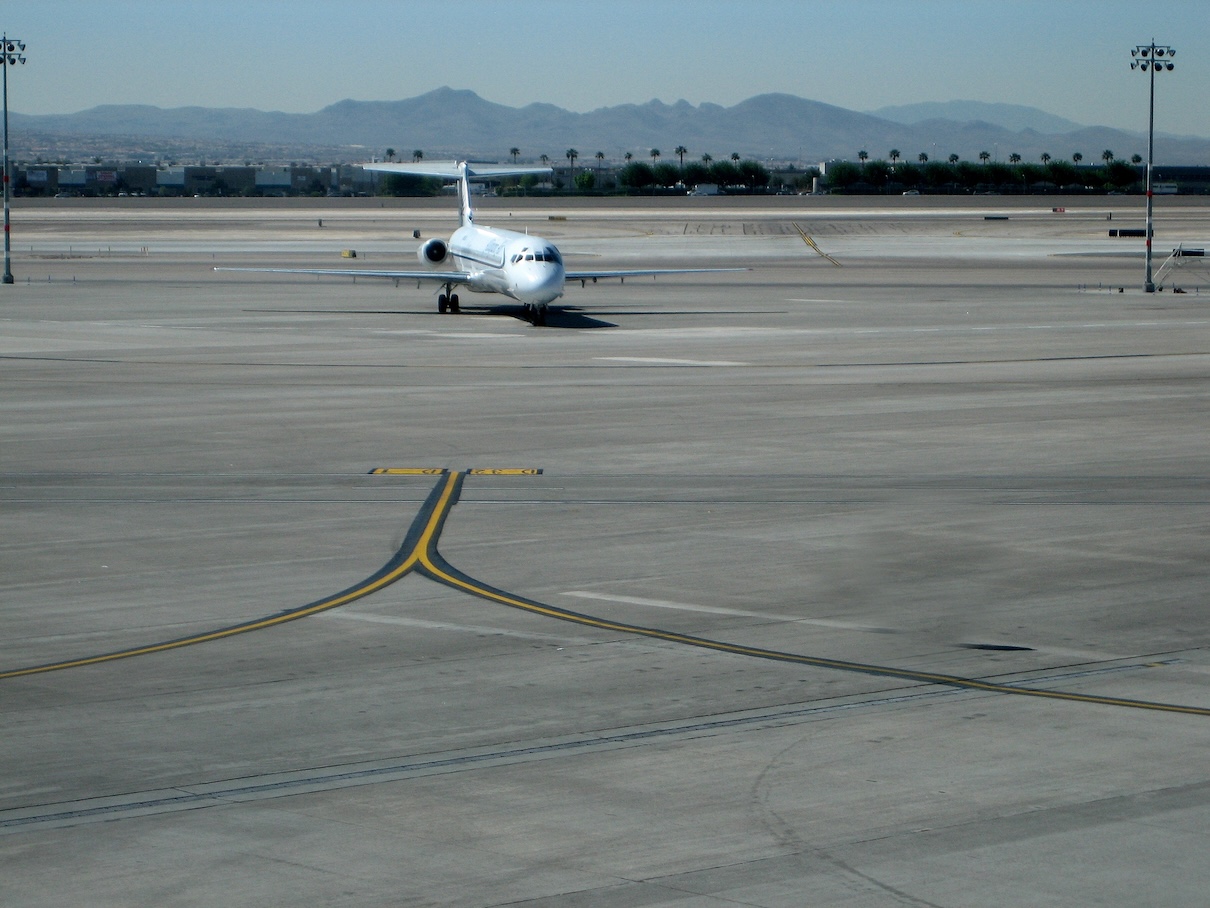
[316,610,594,643]
[594,356,748,366]
[562,591,892,632]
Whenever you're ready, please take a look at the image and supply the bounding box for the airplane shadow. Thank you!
[471,304,618,329]
[244,306,618,329]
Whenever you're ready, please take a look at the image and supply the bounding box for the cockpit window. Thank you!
[513,246,561,265]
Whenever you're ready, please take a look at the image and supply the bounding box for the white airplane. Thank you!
[217,161,744,326]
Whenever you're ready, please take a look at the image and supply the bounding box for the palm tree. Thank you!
[624,152,633,164]
[595,151,605,172]
[1040,152,1052,165]
[540,154,550,170]
[1073,152,1083,165]
[730,152,740,164]
[979,150,991,165]
[858,150,868,165]
[675,145,688,167]
[565,149,579,192]
[948,153,959,165]
[385,148,396,162]
[918,152,928,164]
[1131,154,1143,165]
[889,149,900,164]
[412,150,423,163]
[1102,149,1115,164]
[701,153,712,165]
[650,148,661,165]
[1008,153,1022,165]
[510,147,520,163]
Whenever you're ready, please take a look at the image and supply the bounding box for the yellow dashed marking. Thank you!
[467,468,543,475]
[369,468,446,475]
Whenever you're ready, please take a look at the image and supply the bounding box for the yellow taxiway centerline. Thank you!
[4,469,1209,718]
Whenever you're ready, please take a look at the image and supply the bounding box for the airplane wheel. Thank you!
[438,294,448,314]
[450,293,460,313]
[534,306,547,327]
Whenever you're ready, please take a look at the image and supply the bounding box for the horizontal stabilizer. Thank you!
[362,161,552,180]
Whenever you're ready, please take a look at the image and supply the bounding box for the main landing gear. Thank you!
[437,284,460,315]
[522,303,548,326]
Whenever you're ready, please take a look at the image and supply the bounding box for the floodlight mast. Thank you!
[2,34,26,285]
[1130,41,1175,293]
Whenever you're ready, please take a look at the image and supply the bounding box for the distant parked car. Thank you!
[902,189,920,196]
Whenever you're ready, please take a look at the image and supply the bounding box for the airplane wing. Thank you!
[214,267,471,281]
[215,267,745,281]
[565,267,749,281]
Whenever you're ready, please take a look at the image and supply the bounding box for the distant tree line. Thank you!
[379,173,444,196]
[615,157,771,192]
[372,146,1157,197]
[823,153,1143,194]
[373,152,775,196]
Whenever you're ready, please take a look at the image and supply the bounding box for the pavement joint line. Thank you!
[0,657,1186,834]
[0,687,963,833]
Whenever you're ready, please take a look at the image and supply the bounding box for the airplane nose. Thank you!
[517,264,564,305]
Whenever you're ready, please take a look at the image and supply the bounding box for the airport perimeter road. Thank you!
[2,197,1210,907]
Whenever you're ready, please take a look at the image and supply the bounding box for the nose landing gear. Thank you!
[522,303,548,326]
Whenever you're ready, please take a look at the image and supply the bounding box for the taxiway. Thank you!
[3,195,1209,907]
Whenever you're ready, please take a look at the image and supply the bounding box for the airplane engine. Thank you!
[417,237,449,266]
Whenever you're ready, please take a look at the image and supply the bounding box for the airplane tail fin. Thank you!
[362,161,553,228]
[456,166,474,226]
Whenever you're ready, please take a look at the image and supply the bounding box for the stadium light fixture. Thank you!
[2,34,26,285]
[1130,41,1175,292]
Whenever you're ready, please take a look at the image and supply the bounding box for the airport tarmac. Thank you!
[2,195,1209,907]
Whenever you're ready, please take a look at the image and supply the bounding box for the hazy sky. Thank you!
[8,1,1209,136]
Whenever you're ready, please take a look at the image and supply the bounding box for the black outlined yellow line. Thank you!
[793,222,842,266]
[4,470,1209,718]
[0,472,461,681]
[411,475,1210,718]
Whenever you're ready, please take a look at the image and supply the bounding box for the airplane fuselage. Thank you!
[448,223,566,306]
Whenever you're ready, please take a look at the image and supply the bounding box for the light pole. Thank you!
[2,34,26,285]
[1130,41,1175,293]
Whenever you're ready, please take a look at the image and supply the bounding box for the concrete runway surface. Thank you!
[3,195,1210,906]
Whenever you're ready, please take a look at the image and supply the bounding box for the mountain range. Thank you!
[867,101,1086,135]
[12,88,1210,166]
